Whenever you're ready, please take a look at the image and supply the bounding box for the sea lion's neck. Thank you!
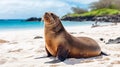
[45,22,66,35]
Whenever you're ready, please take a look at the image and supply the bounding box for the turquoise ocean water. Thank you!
[0,20,109,31]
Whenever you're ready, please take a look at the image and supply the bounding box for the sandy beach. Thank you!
[0,23,120,67]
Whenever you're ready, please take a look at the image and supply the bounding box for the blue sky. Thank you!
[0,0,98,19]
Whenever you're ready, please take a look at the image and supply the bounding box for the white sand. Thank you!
[0,23,120,67]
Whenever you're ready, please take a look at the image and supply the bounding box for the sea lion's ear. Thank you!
[57,45,69,61]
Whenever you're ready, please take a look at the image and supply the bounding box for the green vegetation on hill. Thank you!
[64,8,120,17]
[81,8,120,16]
[63,0,120,18]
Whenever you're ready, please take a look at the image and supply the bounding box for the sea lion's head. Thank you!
[43,12,64,32]
[43,12,60,26]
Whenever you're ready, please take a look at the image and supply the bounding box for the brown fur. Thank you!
[43,12,101,61]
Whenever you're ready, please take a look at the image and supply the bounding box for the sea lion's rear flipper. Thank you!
[100,51,108,56]
[57,45,69,61]
[45,47,52,57]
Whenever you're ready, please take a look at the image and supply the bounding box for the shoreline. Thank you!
[0,21,113,32]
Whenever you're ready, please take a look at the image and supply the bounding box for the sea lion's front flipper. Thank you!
[45,47,52,57]
[57,45,69,61]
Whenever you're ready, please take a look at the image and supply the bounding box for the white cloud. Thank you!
[0,0,98,19]
[0,0,72,19]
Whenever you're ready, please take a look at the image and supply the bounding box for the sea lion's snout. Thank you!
[44,12,56,25]
[44,12,51,24]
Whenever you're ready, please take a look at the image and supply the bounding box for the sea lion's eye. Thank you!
[51,13,54,16]
[51,13,56,20]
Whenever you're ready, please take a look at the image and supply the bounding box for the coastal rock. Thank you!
[99,38,104,41]
[62,15,120,22]
[26,17,41,21]
[106,37,120,44]
[61,16,95,21]
[34,36,43,39]
[0,39,9,43]
[94,15,120,22]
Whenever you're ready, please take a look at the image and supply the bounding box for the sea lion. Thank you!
[43,12,102,61]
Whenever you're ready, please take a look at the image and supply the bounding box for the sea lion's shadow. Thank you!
[63,56,103,65]
[45,59,61,63]
[44,56,103,65]
[34,56,48,59]
[34,56,61,63]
